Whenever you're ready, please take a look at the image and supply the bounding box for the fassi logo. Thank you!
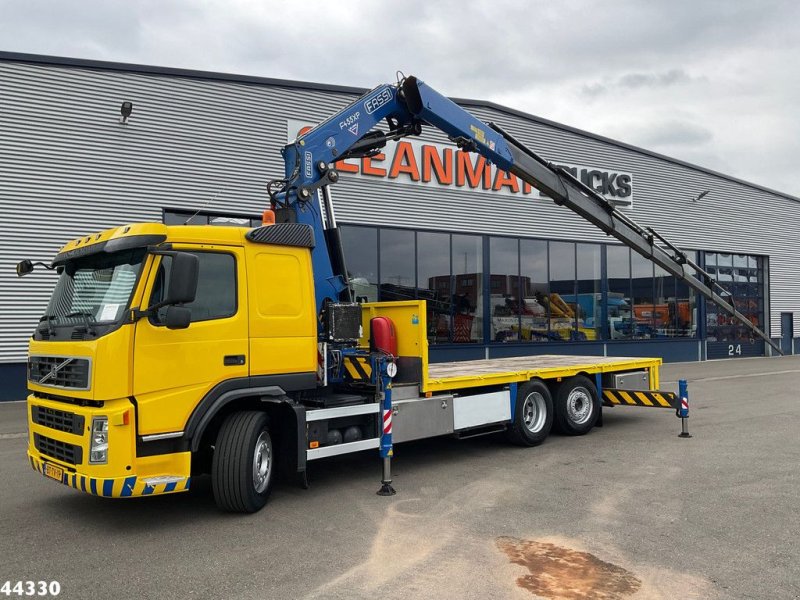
[292,123,633,207]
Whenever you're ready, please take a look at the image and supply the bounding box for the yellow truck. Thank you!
[21,74,759,513]
[21,222,674,513]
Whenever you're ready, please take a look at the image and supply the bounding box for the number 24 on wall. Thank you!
[728,344,742,356]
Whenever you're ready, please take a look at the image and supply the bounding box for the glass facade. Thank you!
[520,239,550,342]
[338,225,753,347]
[452,234,482,343]
[417,231,451,343]
[157,214,770,356]
[704,252,765,344]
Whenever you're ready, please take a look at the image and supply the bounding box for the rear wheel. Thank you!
[506,380,553,446]
[212,411,274,513]
[553,375,600,436]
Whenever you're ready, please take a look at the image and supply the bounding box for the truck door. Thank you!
[133,246,248,436]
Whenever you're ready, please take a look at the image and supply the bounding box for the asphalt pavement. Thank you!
[1,356,799,599]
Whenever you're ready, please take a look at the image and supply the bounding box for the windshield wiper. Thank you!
[38,315,57,337]
[64,311,97,336]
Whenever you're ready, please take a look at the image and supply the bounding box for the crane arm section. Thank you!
[270,76,780,354]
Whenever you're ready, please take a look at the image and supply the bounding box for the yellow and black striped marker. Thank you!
[343,355,373,382]
[602,388,677,408]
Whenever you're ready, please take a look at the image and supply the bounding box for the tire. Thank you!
[212,411,274,513]
[506,380,554,446]
[553,375,600,436]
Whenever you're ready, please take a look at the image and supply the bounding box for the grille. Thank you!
[34,433,83,465]
[28,356,90,390]
[31,405,85,435]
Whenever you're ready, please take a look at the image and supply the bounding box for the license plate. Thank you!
[43,463,64,482]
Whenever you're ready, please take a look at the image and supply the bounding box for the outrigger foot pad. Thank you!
[377,483,396,496]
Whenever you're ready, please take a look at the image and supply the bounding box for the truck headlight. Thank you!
[90,417,108,464]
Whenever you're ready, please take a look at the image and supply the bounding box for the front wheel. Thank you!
[506,380,553,446]
[553,375,600,436]
[212,411,274,513]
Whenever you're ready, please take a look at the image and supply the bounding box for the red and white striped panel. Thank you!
[316,343,326,384]
[383,409,392,435]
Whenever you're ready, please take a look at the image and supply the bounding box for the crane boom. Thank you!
[270,75,781,354]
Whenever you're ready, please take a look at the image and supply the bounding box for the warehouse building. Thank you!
[1,51,798,401]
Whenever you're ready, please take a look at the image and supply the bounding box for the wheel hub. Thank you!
[523,392,547,433]
[566,387,592,425]
[252,431,272,494]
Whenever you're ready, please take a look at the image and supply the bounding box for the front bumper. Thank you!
[28,453,191,497]
[27,394,191,498]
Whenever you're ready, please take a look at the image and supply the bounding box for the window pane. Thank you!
[549,241,576,340]
[341,225,378,302]
[164,211,208,226]
[490,237,519,342]
[191,253,236,321]
[705,251,765,345]
[673,251,697,338]
[153,253,236,323]
[606,245,632,339]
[379,229,415,301]
[521,239,549,342]
[576,244,601,341]
[653,264,674,337]
[47,249,145,323]
[209,215,251,227]
[452,234,482,343]
[418,232,451,343]
[631,252,654,338]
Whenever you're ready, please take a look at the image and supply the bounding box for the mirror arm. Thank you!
[127,307,150,323]
[128,301,188,323]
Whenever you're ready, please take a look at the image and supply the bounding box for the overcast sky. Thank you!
[2,0,799,196]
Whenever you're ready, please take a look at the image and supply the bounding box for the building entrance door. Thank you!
[780,312,793,355]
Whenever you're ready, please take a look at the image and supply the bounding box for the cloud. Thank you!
[0,0,799,196]
[619,69,696,89]
[580,69,703,98]
[631,119,714,147]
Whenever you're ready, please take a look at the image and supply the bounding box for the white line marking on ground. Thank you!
[662,369,800,385]
[0,432,27,440]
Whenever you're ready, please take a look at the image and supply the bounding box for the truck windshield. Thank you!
[44,248,146,325]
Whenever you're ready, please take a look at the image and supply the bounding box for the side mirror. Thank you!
[16,260,34,277]
[164,252,199,305]
[164,305,192,330]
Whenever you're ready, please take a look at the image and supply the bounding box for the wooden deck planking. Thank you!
[427,354,656,381]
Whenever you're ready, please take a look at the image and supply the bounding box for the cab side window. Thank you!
[150,252,237,323]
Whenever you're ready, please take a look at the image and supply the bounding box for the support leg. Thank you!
[377,456,396,496]
[376,360,397,496]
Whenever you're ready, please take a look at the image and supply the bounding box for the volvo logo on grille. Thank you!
[38,358,74,384]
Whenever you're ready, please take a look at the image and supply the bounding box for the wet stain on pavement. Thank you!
[496,537,641,599]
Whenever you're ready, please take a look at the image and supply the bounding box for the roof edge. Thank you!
[0,50,369,95]
[1,50,797,203]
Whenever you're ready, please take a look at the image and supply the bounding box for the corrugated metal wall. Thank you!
[1,57,798,363]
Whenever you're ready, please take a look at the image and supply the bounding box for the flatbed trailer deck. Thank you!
[425,355,661,393]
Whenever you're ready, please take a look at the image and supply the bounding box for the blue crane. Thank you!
[266,75,781,355]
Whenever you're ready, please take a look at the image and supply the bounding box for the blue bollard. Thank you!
[677,379,692,438]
